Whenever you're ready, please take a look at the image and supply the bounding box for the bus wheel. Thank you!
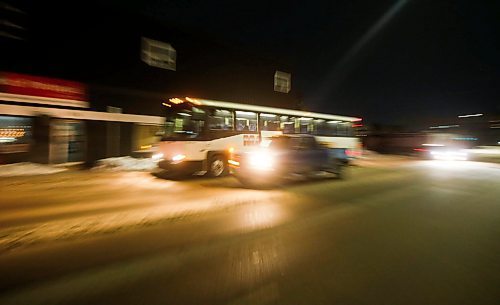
[208,155,227,177]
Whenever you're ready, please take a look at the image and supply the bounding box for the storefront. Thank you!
[0,72,164,164]
[0,115,33,163]
[49,119,86,163]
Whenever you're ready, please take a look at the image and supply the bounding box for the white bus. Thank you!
[155,97,362,177]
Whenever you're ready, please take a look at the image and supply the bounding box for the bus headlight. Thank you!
[172,154,186,162]
[228,159,240,166]
[249,151,274,170]
[152,153,164,161]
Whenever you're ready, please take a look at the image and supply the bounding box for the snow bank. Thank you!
[0,162,67,177]
[94,156,157,171]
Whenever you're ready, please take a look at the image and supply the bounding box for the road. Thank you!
[1,158,500,305]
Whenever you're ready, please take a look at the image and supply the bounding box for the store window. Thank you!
[0,116,32,153]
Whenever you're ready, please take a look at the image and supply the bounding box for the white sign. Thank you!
[141,37,176,71]
[274,71,291,93]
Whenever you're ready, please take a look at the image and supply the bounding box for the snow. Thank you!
[0,162,67,177]
[93,156,157,171]
[0,156,158,177]
[0,171,275,252]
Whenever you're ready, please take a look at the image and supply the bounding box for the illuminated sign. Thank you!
[0,72,88,108]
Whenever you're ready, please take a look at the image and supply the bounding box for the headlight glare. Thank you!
[172,154,186,162]
[152,153,164,161]
[430,149,467,161]
[249,151,274,170]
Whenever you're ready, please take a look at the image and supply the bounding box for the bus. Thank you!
[154,97,362,177]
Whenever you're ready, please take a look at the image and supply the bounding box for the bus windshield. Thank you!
[163,106,206,140]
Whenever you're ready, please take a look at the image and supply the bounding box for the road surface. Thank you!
[1,157,500,305]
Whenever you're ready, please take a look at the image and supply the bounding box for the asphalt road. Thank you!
[1,158,500,305]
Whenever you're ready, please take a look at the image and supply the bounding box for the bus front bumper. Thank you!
[157,159,204,175]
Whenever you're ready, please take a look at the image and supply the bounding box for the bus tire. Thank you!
[207,154,227,177]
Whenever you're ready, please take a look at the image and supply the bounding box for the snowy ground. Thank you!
[0,171,281,252]
[0,162,67,177]
[92,156,158,171]
[1,155,498,254]
[2,157,500,305]
[0,154,413,252]
[0,156,158,178]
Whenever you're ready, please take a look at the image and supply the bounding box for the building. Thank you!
[0,2,301,164]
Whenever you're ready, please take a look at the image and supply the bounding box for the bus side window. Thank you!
[346,124,354,136]
[326,121,339,136]
[260,113,280,131]
[337,122,347,136]
[314,119,326,135]
[280,116,294,134]
[209,109,233,130]
[235,111,257,132]
[297,118,313,134]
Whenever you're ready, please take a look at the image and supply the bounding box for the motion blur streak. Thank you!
[317,0,410,99]
[1,156,500,305]
[239,202,285,230]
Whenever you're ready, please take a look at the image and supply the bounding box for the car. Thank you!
[414,144,468,161]
[229,134,348,187]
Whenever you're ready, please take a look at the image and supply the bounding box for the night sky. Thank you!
[114,0,499,127]
[8,0,500,127]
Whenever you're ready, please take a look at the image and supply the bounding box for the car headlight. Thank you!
[430,150,467,161]
[152,153,164,161]
[248,151,274,170]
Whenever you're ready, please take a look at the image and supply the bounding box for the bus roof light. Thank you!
[185,97,201,105]
[169,98,184,104]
